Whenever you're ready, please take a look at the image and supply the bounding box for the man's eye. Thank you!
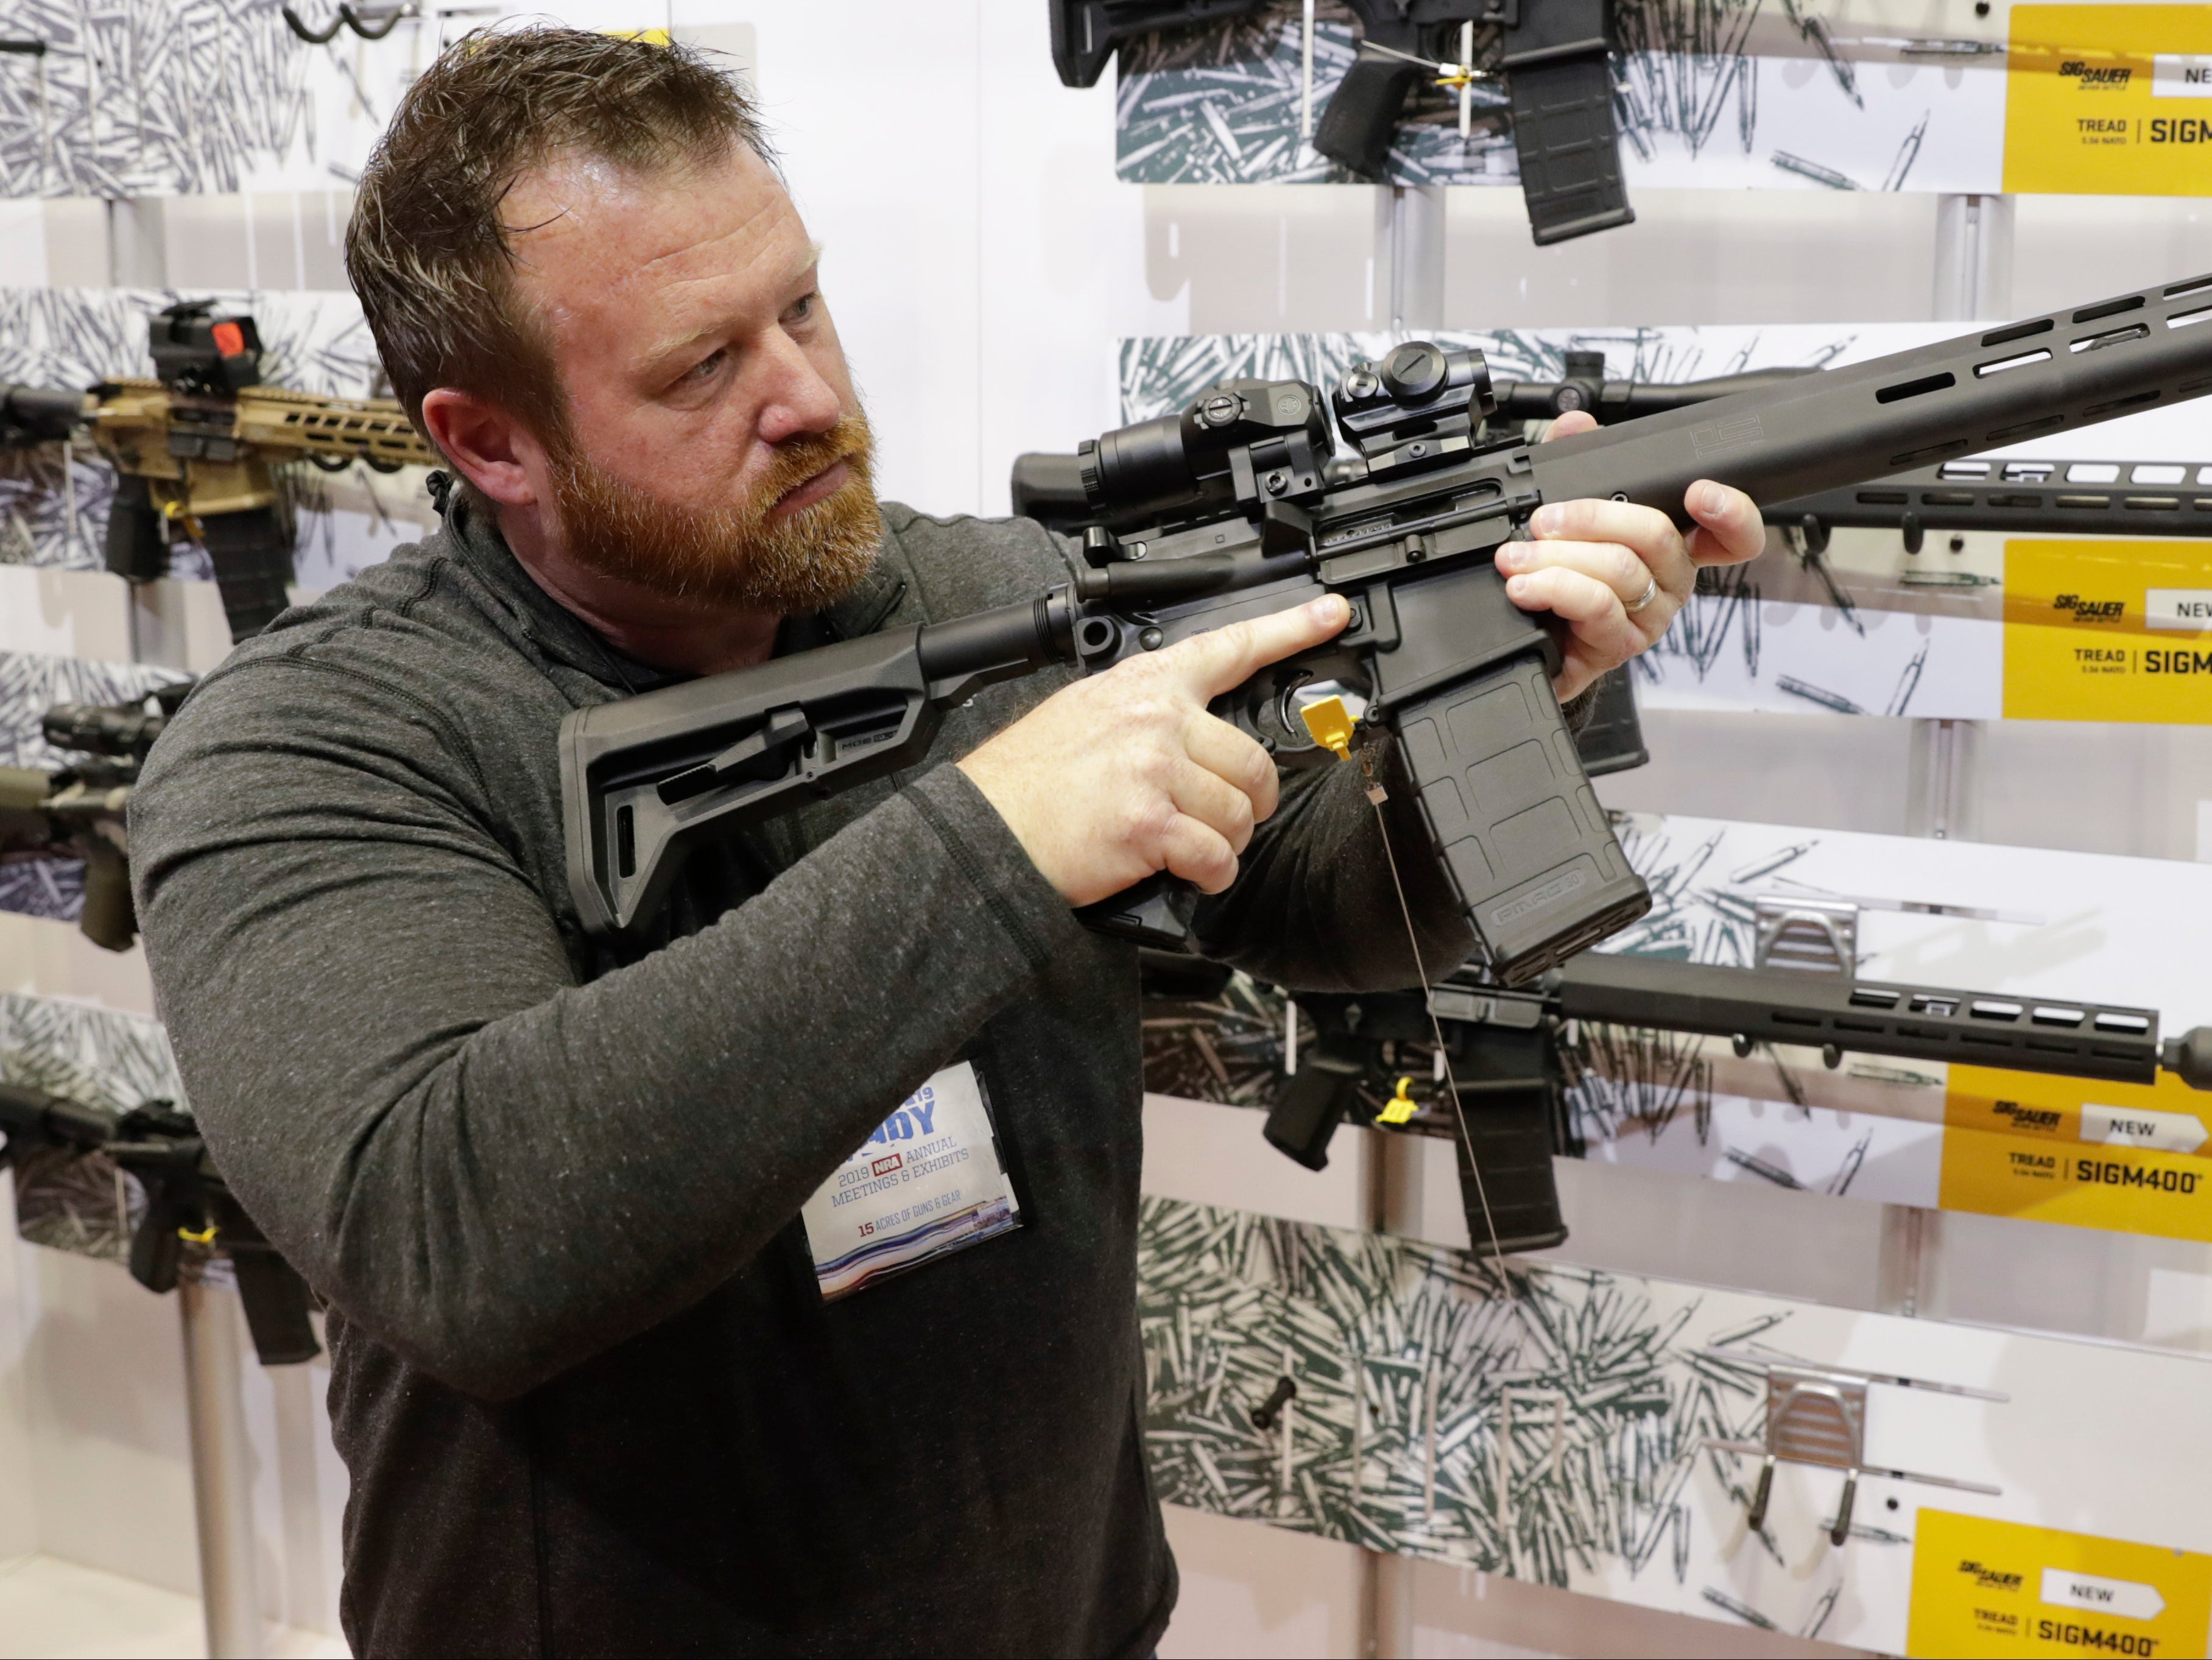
[786,293,816,325]
[684,349,727,383]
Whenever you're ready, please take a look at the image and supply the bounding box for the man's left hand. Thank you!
[1498,409,1766,702]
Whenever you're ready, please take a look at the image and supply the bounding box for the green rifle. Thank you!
[0,684,189,951]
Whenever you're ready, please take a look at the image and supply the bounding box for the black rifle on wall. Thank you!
[1147,948,2212,1258]
[559,275,2212,988]
[1051,0,1634,244]
[0,1082,321,1365]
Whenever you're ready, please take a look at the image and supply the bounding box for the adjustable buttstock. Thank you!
[1314,44,1425,177]
[1,383,88,446]
[1051,1,1270,89]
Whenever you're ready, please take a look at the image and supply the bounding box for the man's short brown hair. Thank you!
[345,27,772,449]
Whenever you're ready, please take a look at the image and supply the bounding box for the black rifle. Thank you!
[0,1083,321,1365]
[1049,0,1633,245]
[560,276,2212,984]
[1210,950,2212,1256]
[1769,455,2212,553]
[0,685,189,951]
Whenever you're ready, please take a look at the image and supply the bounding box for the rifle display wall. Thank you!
[1133,1183,2212,1655]
[1111,0,2212,200]
[0,0,496,197]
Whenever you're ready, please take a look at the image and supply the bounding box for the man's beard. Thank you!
[546,412,884,614]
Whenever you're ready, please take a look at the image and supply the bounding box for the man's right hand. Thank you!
[956,594,1353,906]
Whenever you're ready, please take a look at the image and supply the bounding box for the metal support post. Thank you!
[1932,193,2015,324]
[1881,197,2014,1323]
[180,1281,266,1659]
[104,197,168,289]
[1909,716,1979,842]
[1379,185,1446,332]
[1911,194,2006,849]
[1876,1205,1943,1320]
[1353,1119,1431,1656]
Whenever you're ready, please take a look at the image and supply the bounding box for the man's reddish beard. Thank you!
[546,411,884,613]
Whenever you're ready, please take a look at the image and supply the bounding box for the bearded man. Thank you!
[130,29,1762,1658]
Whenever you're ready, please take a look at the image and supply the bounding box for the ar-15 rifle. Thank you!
[1051,0,1632,245]
[561,275,2212,987]
[1,300,435,643]
[0,1082,320,1365]
[0,684,190,951]
[1184,949,2212,1257]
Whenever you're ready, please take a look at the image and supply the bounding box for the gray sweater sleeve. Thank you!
[131,658,1084,1401]
[1193,738,1479,993]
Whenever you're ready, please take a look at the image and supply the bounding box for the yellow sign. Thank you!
[2003,540,2212,722]
[1940,1122,2212,1243]
[1911,1510,2212,1658]
[1948,1065,2212,1155]
[2007,7,2212,196]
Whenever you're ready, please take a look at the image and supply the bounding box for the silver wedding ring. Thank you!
[1625,575,1660,615]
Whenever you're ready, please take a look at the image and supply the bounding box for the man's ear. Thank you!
[420,387,548,508]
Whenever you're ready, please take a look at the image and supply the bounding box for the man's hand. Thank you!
[1498,409,1767,701]
[957,594,1352,906]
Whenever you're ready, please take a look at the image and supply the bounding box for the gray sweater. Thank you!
[130,490,1473,1658]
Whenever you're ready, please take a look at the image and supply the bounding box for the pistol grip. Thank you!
[1263,1044,1364,1171]
[76,838,138,953]
[129,1186,185,1294]
[103,474,170,583]
[1314,44,1425,177]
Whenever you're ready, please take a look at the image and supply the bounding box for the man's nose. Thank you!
[754,334,845,445]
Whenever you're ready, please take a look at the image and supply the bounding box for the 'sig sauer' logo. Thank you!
[2055,593,2127,623]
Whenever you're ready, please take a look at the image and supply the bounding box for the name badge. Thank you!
[800,1061,1021,1301]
